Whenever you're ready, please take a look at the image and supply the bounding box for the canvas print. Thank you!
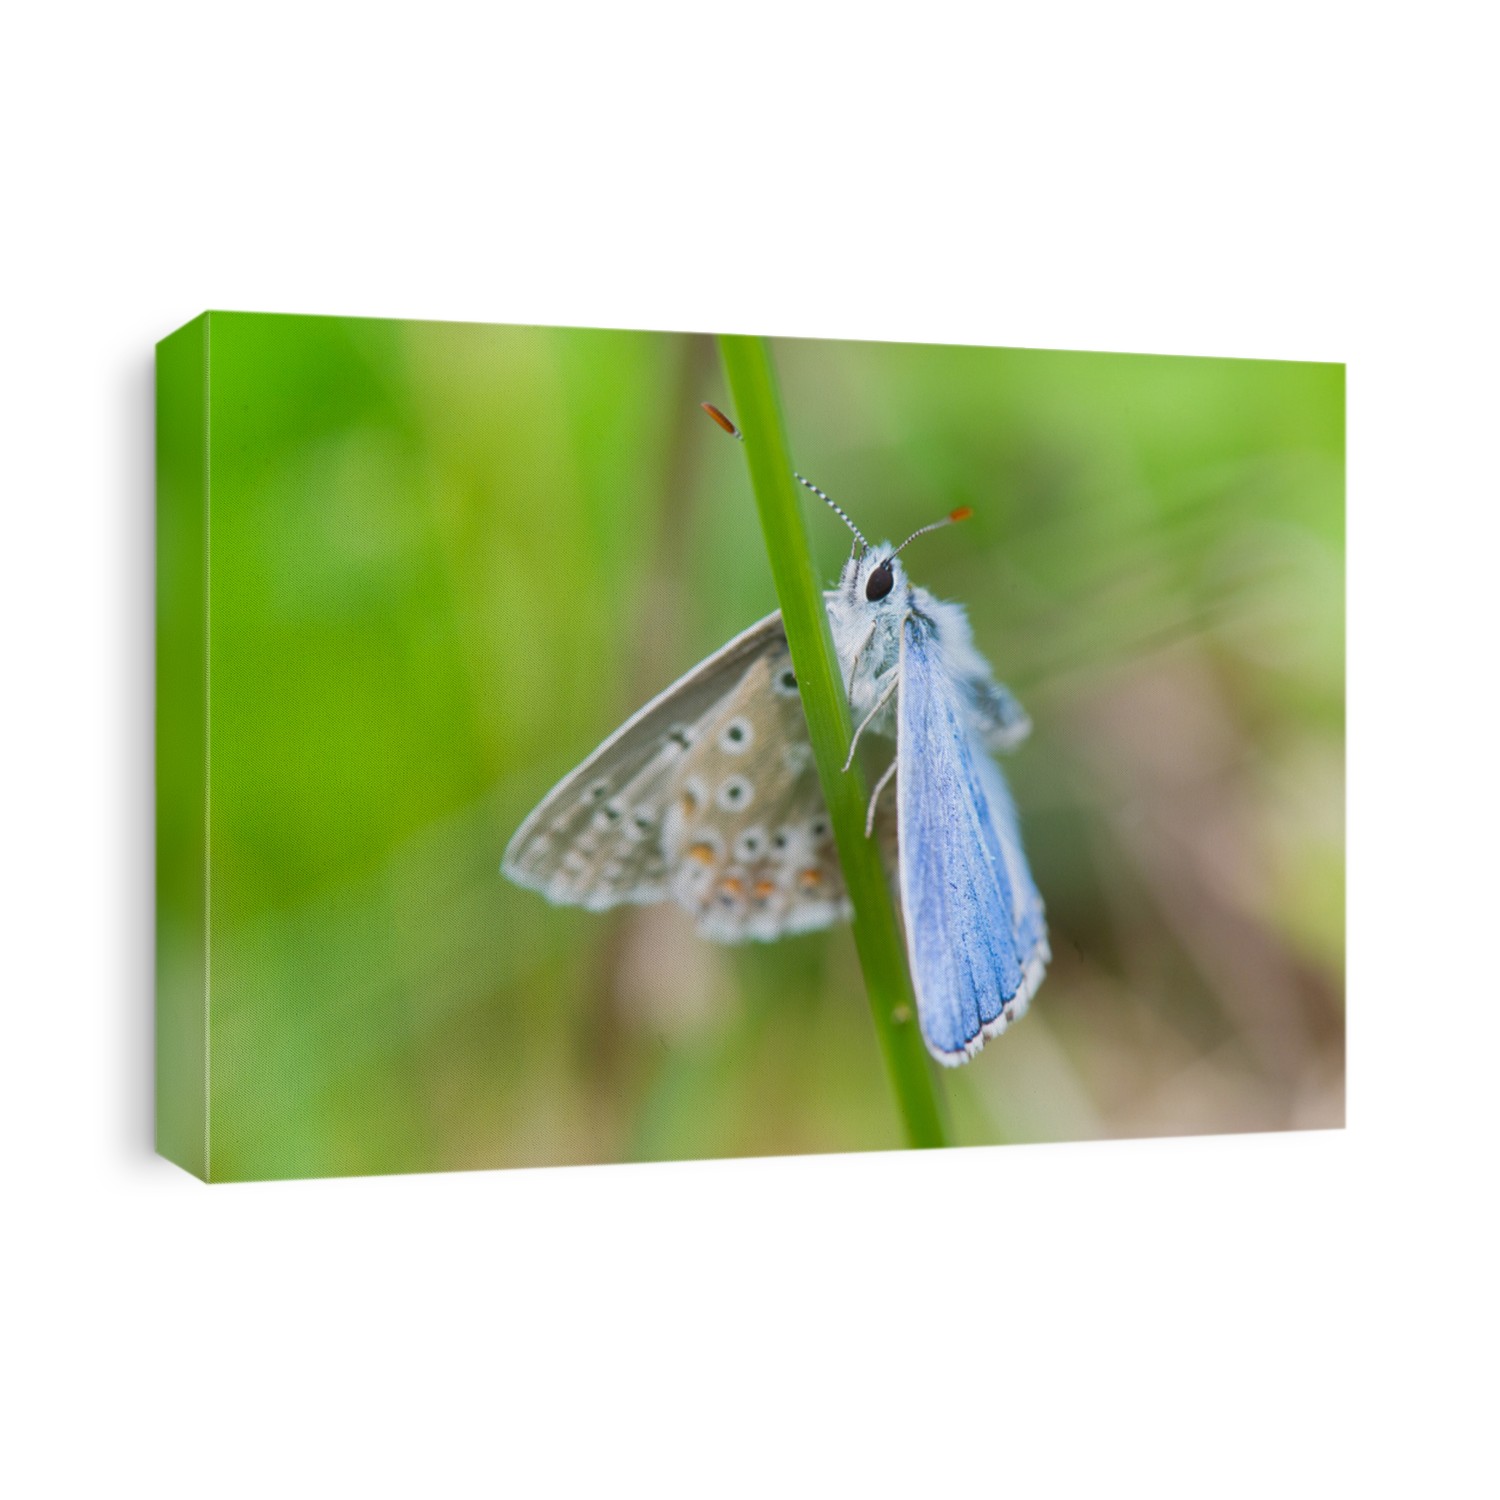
[156,313,1344,1182]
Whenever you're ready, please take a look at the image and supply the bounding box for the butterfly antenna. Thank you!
[701,403,869,554]
[792,472,869,553]
[893,506,973,555]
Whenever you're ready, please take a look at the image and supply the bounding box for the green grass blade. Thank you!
[716,334,948,1149]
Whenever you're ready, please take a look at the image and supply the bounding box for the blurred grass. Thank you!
[182,312,1344,1181]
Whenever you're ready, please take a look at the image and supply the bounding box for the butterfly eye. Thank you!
[865,560,895,602]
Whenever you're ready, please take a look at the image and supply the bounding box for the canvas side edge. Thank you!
[154,315,210,1181]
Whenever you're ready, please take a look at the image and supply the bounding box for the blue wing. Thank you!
[972,750,1049,980]
[895,615,1047,1064]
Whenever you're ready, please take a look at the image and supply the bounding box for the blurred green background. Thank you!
[168,312,1343,1181]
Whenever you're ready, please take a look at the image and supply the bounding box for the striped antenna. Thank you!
[701,403,870,554]
[792,472,869,554]
[893,506,973,556]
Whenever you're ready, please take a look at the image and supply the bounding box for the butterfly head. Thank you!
[836,506,974,609]
[841,546,911,609]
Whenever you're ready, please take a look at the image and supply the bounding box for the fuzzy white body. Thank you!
[829,547,1031,755]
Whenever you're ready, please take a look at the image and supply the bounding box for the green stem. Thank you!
[716,334,948,1149]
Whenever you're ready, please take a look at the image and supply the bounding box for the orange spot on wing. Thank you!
[798,868,823,889]
[719,876,744,897]
[752,879,777,900]
[688,843,716,865]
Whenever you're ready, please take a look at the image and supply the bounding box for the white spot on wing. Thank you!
[719,717,754,753]
[782,744,813,774]
[716,775,754,811]
[734,826,767,861]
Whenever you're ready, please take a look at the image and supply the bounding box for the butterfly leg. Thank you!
[865,755,898,837]
[842,672,900,773]
[843,621,878,693]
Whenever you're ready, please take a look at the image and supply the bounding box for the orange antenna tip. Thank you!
[701,402,741,438]
[893,504,975,556]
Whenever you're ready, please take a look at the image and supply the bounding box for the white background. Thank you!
[4,3,1496,1495]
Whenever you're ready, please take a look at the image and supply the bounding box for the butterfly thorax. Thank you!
[829,547,923,736]
[828,546,1007,753]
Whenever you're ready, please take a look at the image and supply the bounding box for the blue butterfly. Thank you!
[505,418,1048,1065]
[824,531,1049,1063]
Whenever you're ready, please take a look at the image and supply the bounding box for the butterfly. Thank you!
[503,406,1048,1065]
